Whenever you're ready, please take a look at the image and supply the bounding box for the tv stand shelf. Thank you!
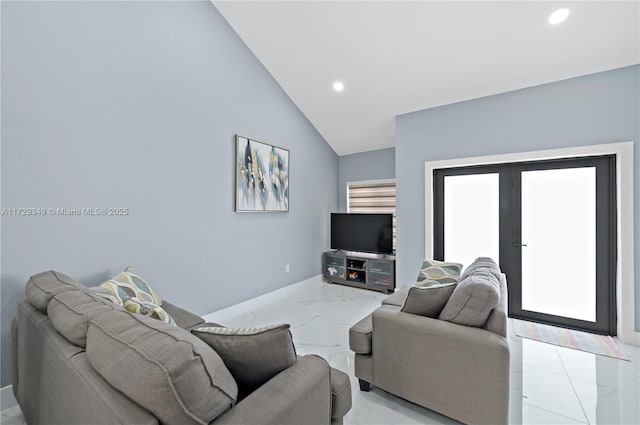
[323,250,395,294]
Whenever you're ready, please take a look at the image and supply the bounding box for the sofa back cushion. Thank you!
[483,274,508,337]
[460,257,501,282]
[439,258,501,327]
[86,309,237,425]
[47,289,122,347]
[25,271,85,313]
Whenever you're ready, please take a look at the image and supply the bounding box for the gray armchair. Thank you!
[349,275,510,425]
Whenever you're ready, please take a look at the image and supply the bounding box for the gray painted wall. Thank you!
[337,148,395,211]
[395,65,640,330]
[0,1,338,388]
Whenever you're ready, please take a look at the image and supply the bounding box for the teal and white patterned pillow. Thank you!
[416,259,463,287]
[89,286,121,305]
[93,267,173,324]
[124,297,175,325]
[98,267,162,305]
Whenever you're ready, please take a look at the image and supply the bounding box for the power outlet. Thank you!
[285,264,290,273]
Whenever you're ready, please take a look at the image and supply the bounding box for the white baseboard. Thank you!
[202,274,322,325]
[1,385,17,410]
[619,330,640,347]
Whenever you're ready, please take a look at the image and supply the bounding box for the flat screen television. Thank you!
[331,213,393,255]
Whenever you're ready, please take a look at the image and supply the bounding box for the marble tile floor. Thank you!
[3,275,639,424]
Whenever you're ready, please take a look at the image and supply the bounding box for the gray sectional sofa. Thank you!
[349,257,510,425]
[12,270,351,425]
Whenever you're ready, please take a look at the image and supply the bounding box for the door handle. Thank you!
[514,242,528,247]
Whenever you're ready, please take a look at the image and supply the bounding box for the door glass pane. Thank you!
[444,173,500,269]
[521,167,596,322]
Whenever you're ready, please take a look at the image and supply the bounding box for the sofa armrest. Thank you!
[160,300,205,330]
[372,307,510,425]
[213,355,332,425]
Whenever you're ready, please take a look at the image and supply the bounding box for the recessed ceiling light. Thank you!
[548,8,569,25]
[333,81,344,92]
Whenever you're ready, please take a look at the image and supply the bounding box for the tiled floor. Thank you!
[0,405,24,425]
[3,275,639,424]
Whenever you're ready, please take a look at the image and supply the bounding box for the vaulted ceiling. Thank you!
[213,1,640,156]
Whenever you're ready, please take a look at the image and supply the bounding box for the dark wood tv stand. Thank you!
[322,250,396,294]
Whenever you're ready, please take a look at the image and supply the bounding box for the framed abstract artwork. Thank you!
[235,135,289,212]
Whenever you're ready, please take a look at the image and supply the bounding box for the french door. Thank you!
[434,155,616,335]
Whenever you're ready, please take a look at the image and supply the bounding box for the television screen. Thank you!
[331,213,393,255]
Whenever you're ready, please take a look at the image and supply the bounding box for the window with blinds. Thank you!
[347,181,396,249]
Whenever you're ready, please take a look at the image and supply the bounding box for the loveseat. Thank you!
[12,270,351,425]
[349,257,510,425]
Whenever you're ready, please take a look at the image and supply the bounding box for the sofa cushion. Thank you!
[47,289,121,347]
[123,297,175,325]
[400,283,456,317]
[98,267,162,305]
[25,270,85,313]
[192,324,297,398]
[483,273,508,337]
[416,259,463,287]
[330,367,352,420]
[460,256,501,282]
[86,309,237,425]
[162,300,205,330]
[439,270,501,327]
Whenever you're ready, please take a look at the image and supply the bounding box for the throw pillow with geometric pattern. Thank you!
[123,297,175,325]
[416,259,463,287]
[98,267,163,306]
[93,267,172,324]
[89,286,121,305]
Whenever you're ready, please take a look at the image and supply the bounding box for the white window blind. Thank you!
[347,181,396,249]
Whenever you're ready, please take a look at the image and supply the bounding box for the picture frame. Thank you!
[235,135,290,212]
